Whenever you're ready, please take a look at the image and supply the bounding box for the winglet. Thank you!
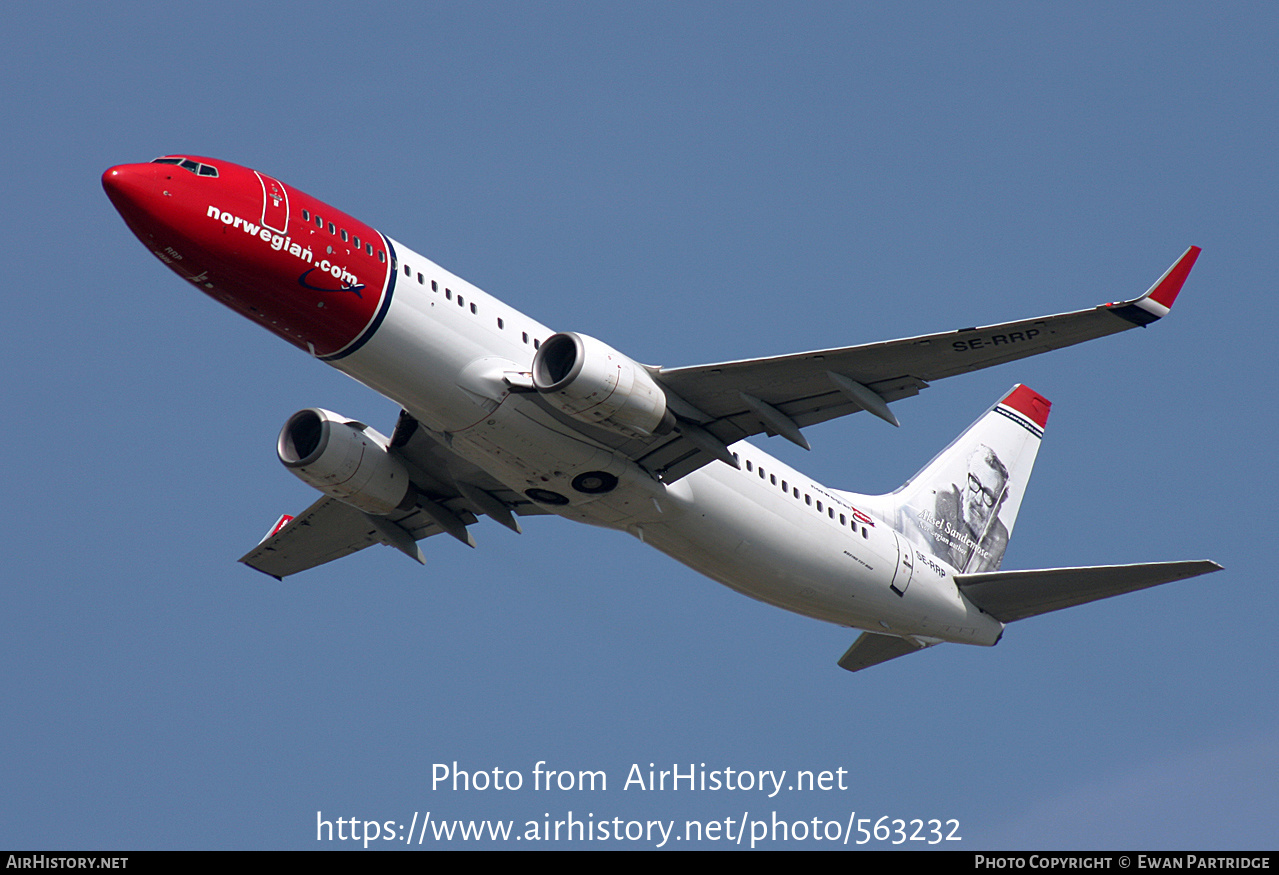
[258,514,294,544]
[1146,245,1201,309]
[1106,246,1200,325]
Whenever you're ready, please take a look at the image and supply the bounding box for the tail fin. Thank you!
[889,385,1051,573]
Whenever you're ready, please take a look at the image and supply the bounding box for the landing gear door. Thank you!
[890,533,915,596]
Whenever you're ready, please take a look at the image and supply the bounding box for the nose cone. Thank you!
[102,164,162,218]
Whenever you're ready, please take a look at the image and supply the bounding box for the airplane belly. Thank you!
[327,285,496,432]
[635,470,882,625]
[640,465,1003,644]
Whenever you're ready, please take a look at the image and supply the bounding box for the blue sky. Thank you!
[4,1,1275,849]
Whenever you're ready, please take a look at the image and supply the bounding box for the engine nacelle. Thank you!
[277,408,412,516]
[531,332,674,437]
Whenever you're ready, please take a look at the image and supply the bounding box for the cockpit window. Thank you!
[150,157,219,177]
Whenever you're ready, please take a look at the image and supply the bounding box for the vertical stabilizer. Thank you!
[889,385,1050,573]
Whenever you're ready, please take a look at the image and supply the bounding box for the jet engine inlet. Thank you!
[278,408,412,515]
[531,332,675,437]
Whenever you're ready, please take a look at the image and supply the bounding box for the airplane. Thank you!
[102,155,1220,672]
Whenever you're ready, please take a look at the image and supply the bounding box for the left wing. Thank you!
[631,247,1199,481]
[240,410,549,578]
[240,495,444,579]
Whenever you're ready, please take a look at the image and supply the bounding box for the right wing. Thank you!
[650,247,1201,474]
[508,248,1200,485]
[240,410,548,579]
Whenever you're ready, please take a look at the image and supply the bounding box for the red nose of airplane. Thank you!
[102,163,166,218]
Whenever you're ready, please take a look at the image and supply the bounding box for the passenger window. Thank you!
[328,222,336,234]
[431,280,438,292]
[302,210,310,222]
[470,303,477,314]
[404,265,411,277]
[417,273,424,284]
[341,229,348,242]
[497,317,504,329]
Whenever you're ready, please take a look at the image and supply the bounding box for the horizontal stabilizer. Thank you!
[956,560,1222,623]
[837,632,931,672]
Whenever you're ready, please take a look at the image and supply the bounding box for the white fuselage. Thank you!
[329,237,1003,648]
[103,158,1212,666]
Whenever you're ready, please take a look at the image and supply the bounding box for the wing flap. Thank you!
[955,560,1222,623]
